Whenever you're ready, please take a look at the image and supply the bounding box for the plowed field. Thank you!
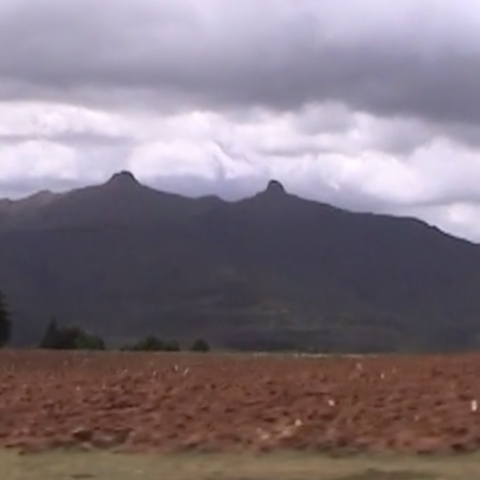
[1,350,480,455]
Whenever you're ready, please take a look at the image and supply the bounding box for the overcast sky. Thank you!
[1,0,480,240]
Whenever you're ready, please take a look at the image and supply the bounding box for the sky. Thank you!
[1,0,480,240]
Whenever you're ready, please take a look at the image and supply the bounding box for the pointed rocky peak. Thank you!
[249,179,290,208]
[102,171,145,195]
[107,170,140,187]
[265,179,287,196]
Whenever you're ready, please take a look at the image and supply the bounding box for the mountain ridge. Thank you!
[1,171,480,352]
[0,171,455,240]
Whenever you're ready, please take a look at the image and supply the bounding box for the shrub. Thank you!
[121,336,165,351]
[190,338,210,352]
[39,318,105,350]
[163,339,181,352]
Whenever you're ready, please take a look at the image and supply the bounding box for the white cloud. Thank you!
[0,141,77,180]
[0,0,479,241]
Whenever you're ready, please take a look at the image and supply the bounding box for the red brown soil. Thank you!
[1,350,480,455]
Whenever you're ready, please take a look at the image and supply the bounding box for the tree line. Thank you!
[0,289,210,352]
[0,289,11,348]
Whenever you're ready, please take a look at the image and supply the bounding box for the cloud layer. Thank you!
[1,0,480,240]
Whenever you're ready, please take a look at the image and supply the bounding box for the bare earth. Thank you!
[1,349,480,456]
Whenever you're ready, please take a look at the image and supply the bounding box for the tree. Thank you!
[122,335,165,352]
[74,331,106,351]
[0,290,12,347]
[163,339,181,352]
[138,335,165,351]
[39,317,59,349]
[190,338,210,352]
[39,318,105,350]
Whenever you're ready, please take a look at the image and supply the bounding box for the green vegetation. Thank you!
[0,289,11,347]
[0,450,478,480]
[164,339,181,352]
[39,318,105,350]
[37,324,213,353]
[190,338,210,352]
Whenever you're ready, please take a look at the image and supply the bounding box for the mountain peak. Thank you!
[265,179,286,195]
[107,170,139,187]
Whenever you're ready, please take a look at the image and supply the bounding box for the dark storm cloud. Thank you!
[0,0,479,125]
[3,0,480,241]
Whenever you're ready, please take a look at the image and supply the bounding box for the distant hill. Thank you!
[2,171,480,352]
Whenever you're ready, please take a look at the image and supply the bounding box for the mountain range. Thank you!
[2,170,480,352]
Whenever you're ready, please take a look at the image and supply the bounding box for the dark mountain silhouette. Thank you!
[2,171,480,352]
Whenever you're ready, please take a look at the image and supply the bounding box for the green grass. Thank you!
[0,450,477,480]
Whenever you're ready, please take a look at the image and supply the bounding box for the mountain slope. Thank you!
[2,172,480,352]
